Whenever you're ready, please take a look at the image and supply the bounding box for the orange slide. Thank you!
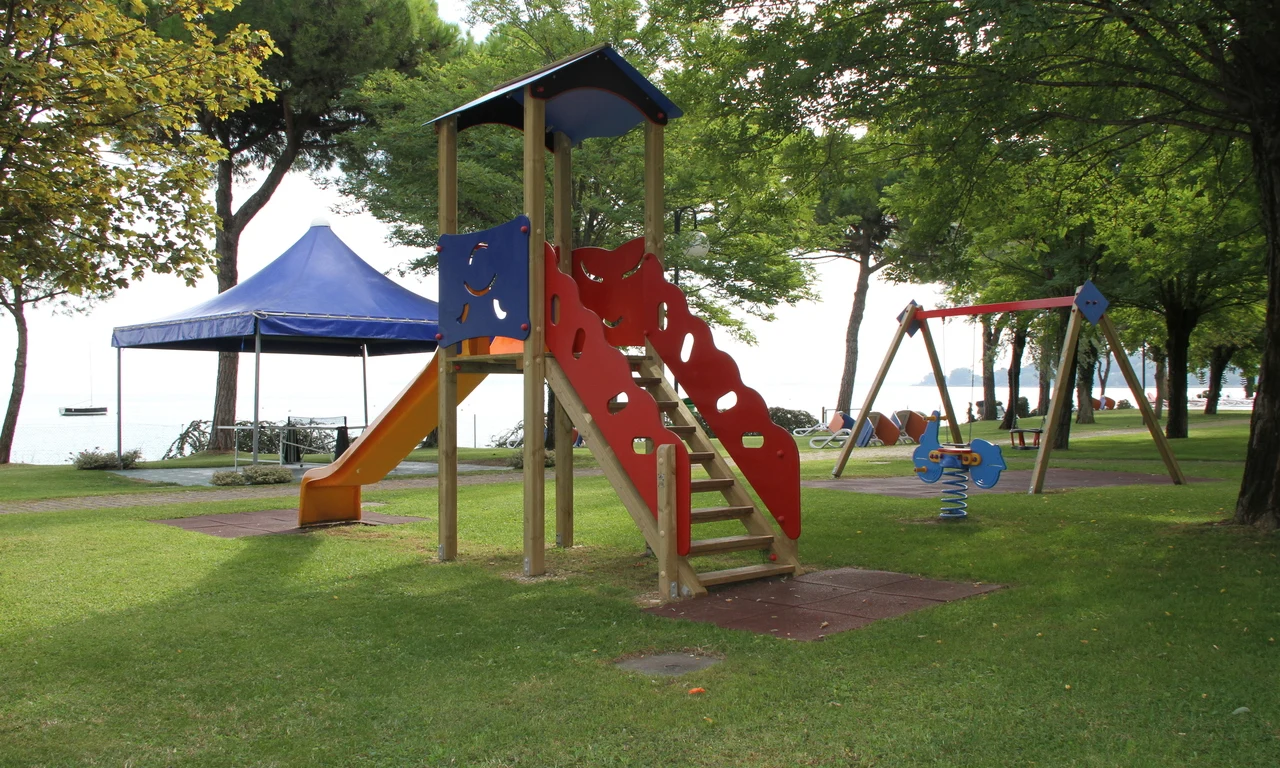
[298,344,488,525]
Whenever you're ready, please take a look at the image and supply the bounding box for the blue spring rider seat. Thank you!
[911,412,1007,519]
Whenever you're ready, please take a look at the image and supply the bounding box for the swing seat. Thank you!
[1009,428,1042,450]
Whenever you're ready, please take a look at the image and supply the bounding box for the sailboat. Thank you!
[59,346,108,416]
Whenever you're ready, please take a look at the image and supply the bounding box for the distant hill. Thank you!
[916,354,1224,388]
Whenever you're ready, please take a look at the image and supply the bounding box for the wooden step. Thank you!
[666,425,697,437]
[690,505,754,524]
[632,376,663,388]
[608,399,677,414]
[625,354,652,369]
[687,451,715,464]
[690,478,735,493]
[697,563,796,588]
[687,534,775,556]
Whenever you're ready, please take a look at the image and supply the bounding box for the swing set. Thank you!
[832,281,1186,493]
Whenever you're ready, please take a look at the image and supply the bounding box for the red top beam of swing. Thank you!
[914,295,1077,320]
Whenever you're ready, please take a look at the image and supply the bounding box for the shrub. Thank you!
[1116,399,1135,409]
[211,470,247,486]
[71,448,141,470]
[768,407,818,433]
[1017,396,1031,418]
[507,449,555,469]
[242,465,295,484]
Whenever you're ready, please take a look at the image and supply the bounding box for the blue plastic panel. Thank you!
[438,216,531,345]
[967,440,1007,488]
[1075,280,1109,325]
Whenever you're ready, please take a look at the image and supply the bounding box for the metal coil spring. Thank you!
[939,466,969,519]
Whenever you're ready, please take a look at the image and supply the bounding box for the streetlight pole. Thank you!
[669,206,710,399]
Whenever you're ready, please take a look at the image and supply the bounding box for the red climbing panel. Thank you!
[544,245,693,555]
[639,254,801,540]
[571,238,649,347]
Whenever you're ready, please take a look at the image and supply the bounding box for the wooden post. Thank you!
[1098,314,1186,484]
[522,87,547,576]
[918,318,963,443]
[552,131,575,548]
[644,122,664,261]
[833,304,916,477]
[656,443,679,603]
[437,116,459,561]
[1031,305,1085,493]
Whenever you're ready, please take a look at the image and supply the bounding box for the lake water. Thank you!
[11,379,1240,466]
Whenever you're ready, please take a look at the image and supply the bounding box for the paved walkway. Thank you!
[111,460,505,487]
[0,468,604,516]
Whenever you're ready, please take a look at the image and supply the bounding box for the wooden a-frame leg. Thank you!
[1031,306,1084,493]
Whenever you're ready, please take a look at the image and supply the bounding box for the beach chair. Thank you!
[810,412,854,449]
[868,411,899,446]
[901,411,930,442]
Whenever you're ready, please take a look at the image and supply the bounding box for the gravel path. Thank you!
[0,468,604,516]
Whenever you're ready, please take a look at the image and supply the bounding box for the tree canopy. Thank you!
[668,0,1280,528]
[337,0,814,340]
[0,0,276,463]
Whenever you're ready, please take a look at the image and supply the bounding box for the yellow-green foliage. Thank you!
[0,1,276,293]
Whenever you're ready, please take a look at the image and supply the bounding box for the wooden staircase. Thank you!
[546,348,801,601]
[628,349,801,595]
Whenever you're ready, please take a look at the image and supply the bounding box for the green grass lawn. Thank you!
[0,417,1275,766]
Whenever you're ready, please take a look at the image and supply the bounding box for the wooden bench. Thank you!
[1009,428,1042,450]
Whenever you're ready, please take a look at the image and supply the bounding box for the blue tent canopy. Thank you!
[427,44,682,148]
[111,222,439,357]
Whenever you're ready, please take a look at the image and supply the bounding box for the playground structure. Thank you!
[295,45,802,601]
[832,284,1187,493]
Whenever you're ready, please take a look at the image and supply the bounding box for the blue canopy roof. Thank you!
[428,44,682,147]
[111,223,439,357]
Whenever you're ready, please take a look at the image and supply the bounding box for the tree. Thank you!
[1096,133,1266,438]
[0,0,274,463]
[672,0,1280,527]
[201,0,459,451]
[1191,306,1265,414]
[785,134,901,414]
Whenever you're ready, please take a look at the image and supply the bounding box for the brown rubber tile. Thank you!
[805,590,941,620]
[646,568,1005,641]
[711,579,858,606]
[793,568,914,590]
[152,509,425,538]
[874,579,1004,601]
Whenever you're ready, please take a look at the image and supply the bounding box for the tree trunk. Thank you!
[1164,306,1197,439]
[1098,350,1111,403]
[1236,122,1280,530]
[1075,336,1097,424]
[1245,375,1256,398]
[0,298,28,463]
[1000,321,1028,430]
[1037,350,1051,416]
[1151,344,1167,420]
[981,316,999,420]
[835,254,874,414]
[1204,345,1238,415]
[206,120,302,451]
[210,192,240,451]
[1052,309,1076,450]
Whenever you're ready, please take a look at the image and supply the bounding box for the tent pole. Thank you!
[252,322,261,464]
[361,344,369,426]
[116,348,123,469]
